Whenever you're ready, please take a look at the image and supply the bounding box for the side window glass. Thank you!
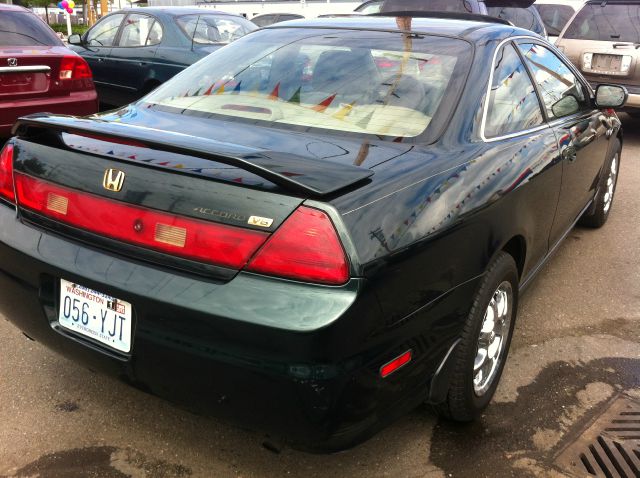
[86,14,125,47]
[518,43,590,120]
[118,14,159,47]
[485,43,544,138]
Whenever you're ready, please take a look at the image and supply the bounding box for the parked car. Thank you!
[555,0,640,116]
[0,13,626,451]
[364,0,547,37]
[0,4,98,137]
[251,13,305,27]
[68,8,256,107]
[534,0,583,42]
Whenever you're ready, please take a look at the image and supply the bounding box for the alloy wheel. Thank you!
[473,281,513,397]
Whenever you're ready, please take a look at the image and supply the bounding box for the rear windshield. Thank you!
[381,0,472,13]
[176,14,256,44]
[486,7,545,35]
[564,2,640,43]
[0,11,62,46]
[142,28,472,141]
[535,4,575,36]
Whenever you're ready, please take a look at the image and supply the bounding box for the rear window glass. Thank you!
[486,7,545,35]
[381,0,472,13]
[535,4,575,36]
[142,28,472,141]
[564,3,640,43]
[0,11,62,46]
[177,14,256,44]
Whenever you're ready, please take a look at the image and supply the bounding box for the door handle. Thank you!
[562,146,577,162]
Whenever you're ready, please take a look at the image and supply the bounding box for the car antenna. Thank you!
[191,15,200,51]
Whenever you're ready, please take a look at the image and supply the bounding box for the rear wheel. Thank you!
[435,252,518,421]
[579,138,621,228]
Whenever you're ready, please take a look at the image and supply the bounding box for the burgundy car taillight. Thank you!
[59,55,92,80]
[246,206,350,285]
[0,144,15,203]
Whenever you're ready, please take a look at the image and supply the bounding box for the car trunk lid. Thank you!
[9,114,371,281]
[0,46,88,99]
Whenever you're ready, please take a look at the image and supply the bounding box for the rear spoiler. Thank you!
[12,115,374,197]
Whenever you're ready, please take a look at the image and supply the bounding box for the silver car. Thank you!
[556,0,640,115]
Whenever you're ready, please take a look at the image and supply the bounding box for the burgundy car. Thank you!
[0,4,97,137]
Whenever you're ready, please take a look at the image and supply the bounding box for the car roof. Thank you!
[264,15,536,41]
[119,7,244,17]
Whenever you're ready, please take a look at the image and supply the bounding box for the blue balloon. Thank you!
[57,2,63,8]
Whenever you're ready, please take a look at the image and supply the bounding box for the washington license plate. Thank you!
[58,279,132,353]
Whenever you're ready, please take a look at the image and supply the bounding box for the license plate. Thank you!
[58,279,132,353]
[593,54,622,72]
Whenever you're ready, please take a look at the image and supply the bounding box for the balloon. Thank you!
[68,1,75,8]
[66,7,73,13]
[57,2,63,8]
[61,1,68,8]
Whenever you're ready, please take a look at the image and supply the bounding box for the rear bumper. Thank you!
[0,90,98,137]
[0,202,474,450]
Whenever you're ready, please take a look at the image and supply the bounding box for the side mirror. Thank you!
[595,84,628,109]
[68,34,83,46]
[551,95,580,118]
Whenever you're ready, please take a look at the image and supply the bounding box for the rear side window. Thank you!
[86,13,125,47]
[381,0,473,13]
[0,11,62,46]
[485,43,544,138]
[355,0,383,14]
[564,3,640,43]
[518,43,590,120]
[535,4,575,37]
[118,14,162,47]
[251,15,276,27]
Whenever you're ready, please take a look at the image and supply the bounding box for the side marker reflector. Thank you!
[380,350,413,378]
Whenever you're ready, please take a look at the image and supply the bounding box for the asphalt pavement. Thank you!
[0,115,638,478]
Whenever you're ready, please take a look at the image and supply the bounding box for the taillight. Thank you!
[14,173,268,269]
[246,206,349,285]
[59,55,92,80]
[0,144,15,203]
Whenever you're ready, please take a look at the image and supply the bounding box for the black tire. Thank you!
[435,251,519,421]
[579,138,621,228]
